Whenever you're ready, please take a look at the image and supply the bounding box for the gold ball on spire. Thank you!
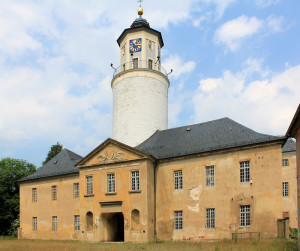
[138,7,143,16]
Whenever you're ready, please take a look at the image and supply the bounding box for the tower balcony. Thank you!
[112,60,168,79]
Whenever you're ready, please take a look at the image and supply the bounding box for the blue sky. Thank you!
[0,0,299,167]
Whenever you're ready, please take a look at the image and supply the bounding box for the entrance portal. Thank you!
[101,212,124,242]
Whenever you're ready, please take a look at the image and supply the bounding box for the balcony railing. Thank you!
[112,60,168,78]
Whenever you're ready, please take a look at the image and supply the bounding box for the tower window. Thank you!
[148,40,153,50]
[133,58,138,69]
[148,59,153,70]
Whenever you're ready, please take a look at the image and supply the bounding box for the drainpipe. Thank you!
[154,159,158,241]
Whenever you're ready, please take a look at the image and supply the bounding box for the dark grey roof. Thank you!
[136,117,285,159]
[18,149,82,182]
[117,18,164,48]
[282,138,296,153]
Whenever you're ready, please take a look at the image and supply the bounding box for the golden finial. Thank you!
[137,0,143,17]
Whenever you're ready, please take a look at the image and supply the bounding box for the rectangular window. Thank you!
[174,211,183,230]
[73,183,79,198]
[107,173,115,193]
[206,166,215,186]
[206,208,215,228]
[174,170,183,190]
[131,171,139,191]
[240,161,250,183]
[52,185,57,201]
[74,215,80,231]
[240,205,251,226]
[32,217,37,231]
[283,182,289,197]
[282,159,288,167]
[86,176,93,195]
[148,59,153,69]
[52,216,57,232]
[32,188,37,202]
[133,58,138,69]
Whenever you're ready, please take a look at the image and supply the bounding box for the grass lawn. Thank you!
[0,238,297,251]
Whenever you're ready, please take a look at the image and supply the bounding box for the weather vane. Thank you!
[138,0,143,7]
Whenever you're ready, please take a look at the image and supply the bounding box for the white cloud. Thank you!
[215,15,284,51]
[192,62,300,135]
[201,0,236,20]
[255,0,280,8]
[214,15,263,51]
[163,54,196,79]
[266,15,284,33]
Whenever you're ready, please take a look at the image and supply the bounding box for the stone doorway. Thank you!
[101,212,124,242]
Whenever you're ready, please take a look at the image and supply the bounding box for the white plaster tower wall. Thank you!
[112,72,168,147]
[111,9,169,147]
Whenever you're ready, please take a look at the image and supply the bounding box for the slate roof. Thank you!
[136,117,285,159]
[282,138,296,153]
[18,149,82,182]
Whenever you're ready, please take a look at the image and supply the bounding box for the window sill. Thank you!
[129,190,141,194]
[105,192,117,196]
[84,194,94,197]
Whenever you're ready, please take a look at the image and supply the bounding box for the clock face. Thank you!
[129,38,142,53]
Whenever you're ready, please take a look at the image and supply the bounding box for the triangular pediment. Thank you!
[76,138,153,168]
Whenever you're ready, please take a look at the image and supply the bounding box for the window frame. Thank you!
[282,159,289,167]
[174,170,183,190]
[107,173,116,193]
[73,183,79,198]
[148,59,153,69]
[240,161,250,183]
[32,217,37,232]
[74,215,80,231]
[174,211,183,230]
[240,205,251,226]
[131,170,140,191]
[283,182,289,197]
[86,176,93,195]
[52,185,57,201]
[32,188,37,202]
[206,166,215,186]
[133,58,138,69]
[52,216,57,232]
[206,208,215,228]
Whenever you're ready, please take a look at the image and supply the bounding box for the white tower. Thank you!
[111,7,169,147]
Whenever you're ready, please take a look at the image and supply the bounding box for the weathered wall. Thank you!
[78,154,155,242]
[19,174,80,240]
[156,143,283,241]
[282,150,297,228]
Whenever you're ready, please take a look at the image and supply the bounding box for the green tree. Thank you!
[42,142,63,165]
[0,158,36,236]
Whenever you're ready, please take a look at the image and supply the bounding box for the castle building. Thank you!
[19,8,297,242]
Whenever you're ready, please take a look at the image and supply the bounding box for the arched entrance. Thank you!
[101,212,124,242]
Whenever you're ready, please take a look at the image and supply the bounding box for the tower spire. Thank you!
[137,0,143,17]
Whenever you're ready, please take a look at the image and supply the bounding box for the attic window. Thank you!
[186,127,191,131]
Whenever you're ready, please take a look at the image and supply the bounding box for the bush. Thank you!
[289,227,298,240]
[8,218,19,237]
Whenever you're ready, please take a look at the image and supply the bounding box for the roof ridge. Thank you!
[158,117,229,133]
